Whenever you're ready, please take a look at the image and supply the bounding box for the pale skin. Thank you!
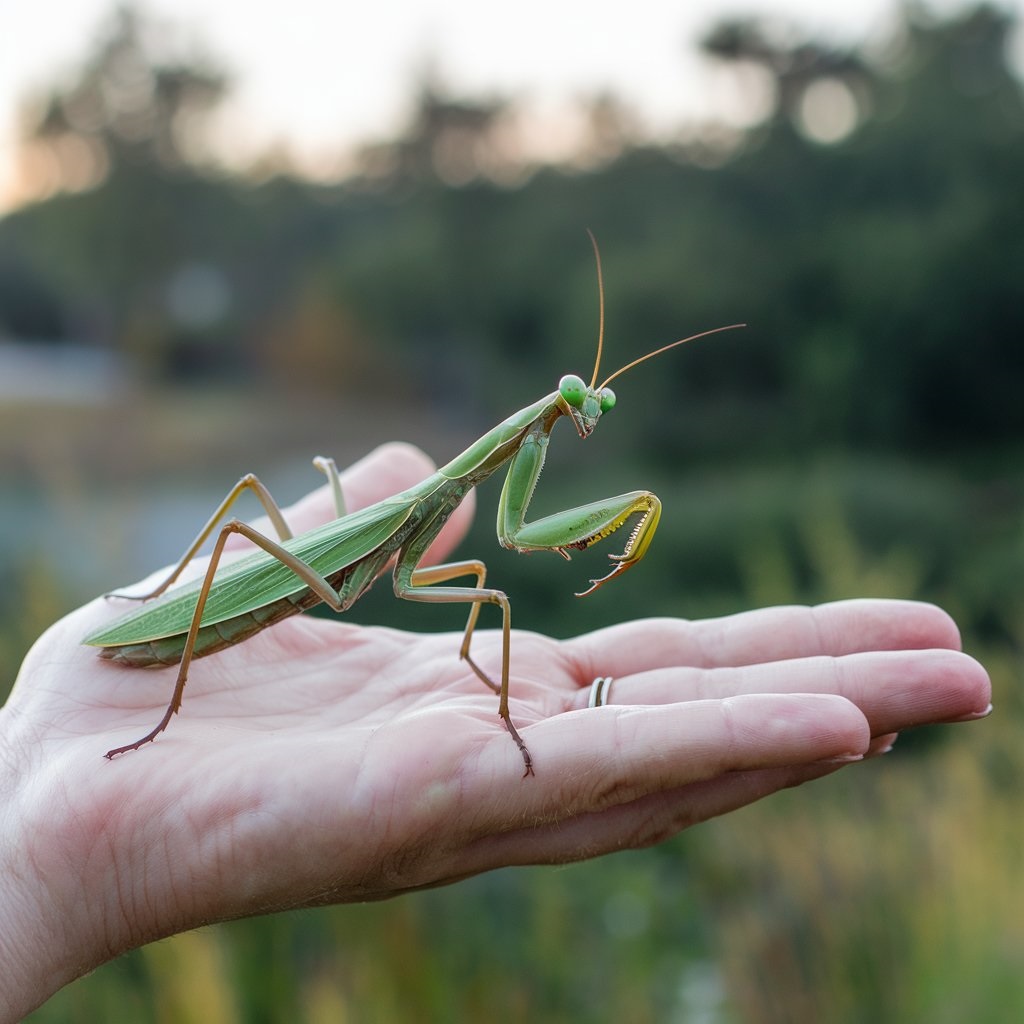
[0,442,991,1021]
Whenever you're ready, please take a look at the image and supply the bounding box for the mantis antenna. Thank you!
[584,231,744,391]
[598,323,747,391]
[587,228,606,389]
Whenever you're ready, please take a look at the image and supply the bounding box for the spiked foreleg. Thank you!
[497,431,662,596]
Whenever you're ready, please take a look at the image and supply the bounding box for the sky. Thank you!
[0,0,1015,209]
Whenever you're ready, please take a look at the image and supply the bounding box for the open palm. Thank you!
[0,442,990,1018]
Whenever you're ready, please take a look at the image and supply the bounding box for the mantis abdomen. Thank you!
[99,547,395,667]
[98,586,322,666]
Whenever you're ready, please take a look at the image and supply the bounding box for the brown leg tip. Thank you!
[517,741,535,778]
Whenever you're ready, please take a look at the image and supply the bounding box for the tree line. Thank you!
[1,2,1021,458]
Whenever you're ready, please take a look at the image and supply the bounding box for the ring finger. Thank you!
[573,648,989,736]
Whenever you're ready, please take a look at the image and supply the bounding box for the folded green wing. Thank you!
[84,495,418,647]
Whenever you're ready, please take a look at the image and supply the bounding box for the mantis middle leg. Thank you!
[392,547,532,776]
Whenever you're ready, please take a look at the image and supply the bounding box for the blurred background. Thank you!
[3,1,1024,1020]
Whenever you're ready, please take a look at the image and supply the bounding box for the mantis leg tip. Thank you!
[500,715,534,777]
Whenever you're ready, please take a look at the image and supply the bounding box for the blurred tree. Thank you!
[702,16,874,140]
[1,6,237,376]
[691,2,1024,448]
[27,5,227,182]
[1,1,1022,447]
[354,78,514,188]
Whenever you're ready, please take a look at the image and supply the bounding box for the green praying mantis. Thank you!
[85,239,742,775]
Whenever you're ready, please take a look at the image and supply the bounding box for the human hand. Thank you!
[0,442,991,1020]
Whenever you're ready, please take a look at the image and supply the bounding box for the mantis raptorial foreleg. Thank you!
[497,427,663,595]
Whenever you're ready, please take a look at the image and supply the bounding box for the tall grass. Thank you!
[702,706,1024,1023]
[691,502,1024,1023]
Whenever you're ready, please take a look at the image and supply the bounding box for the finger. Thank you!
[566,599,963,679]
[868,732,898,755]
[476,691,870,825]
[498,728,906,866]
[574,649,991,735]
[473,760,849,867]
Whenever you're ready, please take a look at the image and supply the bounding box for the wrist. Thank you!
[0,713,106,1020]
[0,853,69,1022]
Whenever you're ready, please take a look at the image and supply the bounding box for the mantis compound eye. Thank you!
[599,388,616,414]
[559,374,587,408]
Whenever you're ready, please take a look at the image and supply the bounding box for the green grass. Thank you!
[701,705,1024,1023]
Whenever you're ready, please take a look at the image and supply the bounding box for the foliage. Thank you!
[2,4,1023,449]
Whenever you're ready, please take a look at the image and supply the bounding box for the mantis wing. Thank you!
[84,495,418,646]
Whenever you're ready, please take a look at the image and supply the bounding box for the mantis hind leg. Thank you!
[104,519,347,759]
[109,473,295,602]
[110,458,346,603]
[395,559,533,776]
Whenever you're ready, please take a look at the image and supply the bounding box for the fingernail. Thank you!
[868,737,897,757]
[949,703,993,723]
[818,752,866,765]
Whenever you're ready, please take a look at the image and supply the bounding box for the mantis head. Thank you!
[557,373,616,436]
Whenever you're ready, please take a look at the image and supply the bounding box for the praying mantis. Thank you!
[85,238,742,775]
